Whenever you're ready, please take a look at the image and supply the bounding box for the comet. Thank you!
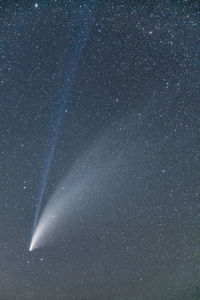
[29,125,124,251]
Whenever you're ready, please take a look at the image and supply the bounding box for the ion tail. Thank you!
[30,1,98,245]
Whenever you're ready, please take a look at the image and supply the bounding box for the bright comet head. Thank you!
[29,243,33,252]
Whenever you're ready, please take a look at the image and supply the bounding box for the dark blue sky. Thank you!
[0,1,200,299]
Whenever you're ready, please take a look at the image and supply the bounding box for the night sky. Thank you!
[1,0,200,299]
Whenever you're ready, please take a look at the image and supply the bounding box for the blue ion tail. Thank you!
[30,1,99,248]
